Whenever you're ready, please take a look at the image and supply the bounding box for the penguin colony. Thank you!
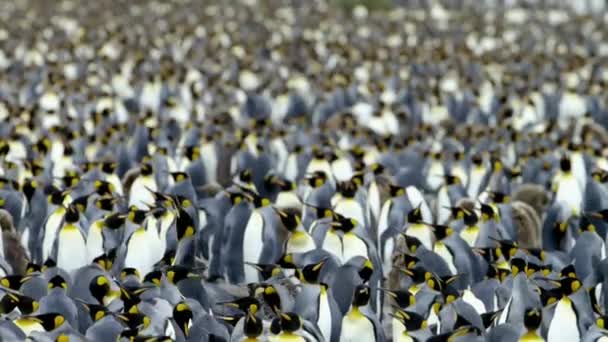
[0,0,608,341]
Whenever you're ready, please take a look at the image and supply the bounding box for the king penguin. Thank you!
[53,204,87,274]
[339,285,384,342]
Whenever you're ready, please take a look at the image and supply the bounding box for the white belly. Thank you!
[555,175,582,215]
[243,211,265,283]
[129,176,157,210]
[335,199,365,227]
[57,225,87,274]
[342,233,368,262]
[368,181,380,224]
[340,312,375,342]
[437,186,451,224]
[86,221,105,263]
[406,186,432,223]
[427,162,444,190]
[460,227,479,247]
[331,158,354,182]
[548,297,580,342]
[201,143,217,183]
[406,224,434,250]
[468,168,486,198]
[275,191,301,209]
[322,231,343,263]
[377,200,392,243]
[434,242,457,274]
[124,230,153,279]
[284,154,298,181]
[286,231,316,254]
[392,317,405,342]
[42,209,65,261]
[383,237,395,278]
[105,174,123,196]
[462,289,486,314]
[318,292,332,342]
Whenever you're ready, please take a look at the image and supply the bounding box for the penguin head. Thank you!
[64,204,80,223]
[30,313,66,331]
[238,169,253,184]
[0,275,32,290]
[255,284,282,314]
[275,208,301,232]
[402,235,422,254]
[71,194,91,212]
[127,206,147,225]
[175,210,195,241]
[306,171,328,188]
[277,253,296,269]
[352,285,371,307]
[89,275,114,305]
[94,180,115,196]
[100,161,117,174]
[80,301,109,322]
[331,214,357,233]
[47,187,68,206]
[297,259,326,283]
[26,262,41,275]
[170,172,189,184]
[560,264,578,279]
[21,179,38,202]
[279,312,302,333]
[270,316,282,335]
[359,259,374,283]
[392,309,427,331]
[173,302,193,337]
[47,275,68,291]
[479,203,497,221]
[559,156,572,173]
[166,265,199,284]
[431,224,454,240]
[120,268,141,283]
[596,315,608,330]
[245,262,282,280]
[555,276,582,296]
[244,304,263,338]
[104,213,126,230]
[388,184,406,198]
[0,292,38,315]
[510,257,527,276]
[395,253,420,270]
[407,206,423,224]
[444,174,462,186]
[381,288,416,309]
[117,312,151,331]
[143,270,162,287]
[251,193,271,208]
[337,180,358,198]
[523,307,542,331]
[184,146,201,161]
[95,196,115,211]
[140,163,153,176]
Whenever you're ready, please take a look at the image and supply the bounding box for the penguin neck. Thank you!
[521,330,543,341]
[349,305,365,318]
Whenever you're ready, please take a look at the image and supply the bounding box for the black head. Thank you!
[48,275,68,290]
[523,308,542,330]
[173,302,193,337]
[279,312,302,333]
[352,285,371,307]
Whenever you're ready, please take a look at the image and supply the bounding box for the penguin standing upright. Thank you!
[53,204,87,274]
[339,285,384,342]
[129,162,157,210]
[553,156,583,216]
